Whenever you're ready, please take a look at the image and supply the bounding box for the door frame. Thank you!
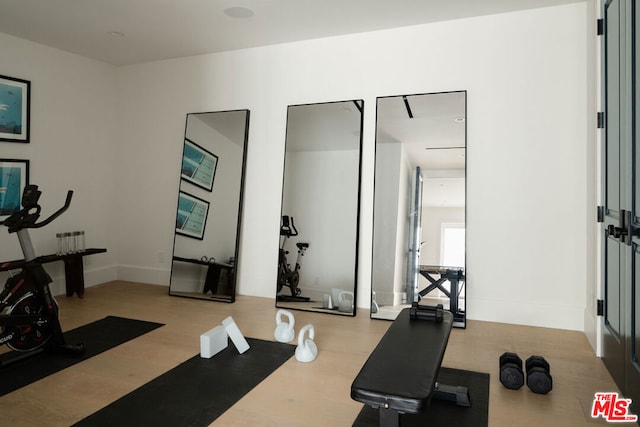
[598,0,640,414]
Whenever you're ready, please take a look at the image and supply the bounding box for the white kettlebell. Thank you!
[338,290,354,313]
[295,324,318,363]
[274,309,295,343]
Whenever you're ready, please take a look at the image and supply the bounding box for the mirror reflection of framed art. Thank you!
[181,138,218,192]
[176,190,209,240]
[169,109,250,303]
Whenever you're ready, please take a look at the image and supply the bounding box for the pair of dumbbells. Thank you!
[499,352,553,394]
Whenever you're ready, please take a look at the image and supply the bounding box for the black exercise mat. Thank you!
[353,367,490,427]
[74,338,295,427]
[0,316,164,396]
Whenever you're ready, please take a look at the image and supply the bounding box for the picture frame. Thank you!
[176,190,210,240]
[0,159,29,219]
[181,138,218,192]
[0,75,30,143]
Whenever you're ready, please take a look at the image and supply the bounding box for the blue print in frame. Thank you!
[181,138,218,191]
[0,75,30,143]
[176,191,210,240]
[0,159,29,219]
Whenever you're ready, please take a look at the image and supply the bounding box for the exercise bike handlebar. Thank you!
[0,186,73,233]
[31,190,73,229]
[280,215,299,237]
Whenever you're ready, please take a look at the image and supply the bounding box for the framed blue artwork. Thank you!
[176,191,210,240]
[0,75,30,143]
[0,159,29,219]
[181,138,218,191]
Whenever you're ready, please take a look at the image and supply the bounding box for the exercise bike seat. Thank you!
[296,242,309,250]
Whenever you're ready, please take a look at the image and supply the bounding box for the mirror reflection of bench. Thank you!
[0,248,107,298]
[418,265,466,327]
[172,256,235,296]
[351,306,470,427]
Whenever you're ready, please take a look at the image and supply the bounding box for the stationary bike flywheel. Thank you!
[4,291,56,351]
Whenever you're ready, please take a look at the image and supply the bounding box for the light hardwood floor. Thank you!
[0,281,622,426]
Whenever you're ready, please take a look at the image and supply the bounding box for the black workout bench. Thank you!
[419,265,466,327]
[351,305,470,427]
[0,248,107,298]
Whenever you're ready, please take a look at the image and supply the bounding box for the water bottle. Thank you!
[56,233,64,255]
[69,231,79,254]
[63,232,72,254]
[77,231,85,252]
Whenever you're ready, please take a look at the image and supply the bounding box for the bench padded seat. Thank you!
[351,308,453,414]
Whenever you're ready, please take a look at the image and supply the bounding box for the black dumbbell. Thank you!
[499,352,524,390]
[526,355,553,394]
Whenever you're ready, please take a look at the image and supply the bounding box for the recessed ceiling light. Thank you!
[108,31,125,37]
[224,6,254,18]
[454,117,465,123]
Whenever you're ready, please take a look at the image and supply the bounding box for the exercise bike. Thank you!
[276,215,310,302]
[0,184,85,366]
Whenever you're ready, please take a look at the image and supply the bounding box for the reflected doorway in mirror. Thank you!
[371,91,466,327]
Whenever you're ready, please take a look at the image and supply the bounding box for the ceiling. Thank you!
[1,0,578,210]
[377,92,466,208]
[194,110,249,147]
[286,101,362,152]
[282,93,465,207]
[0,0,583,66]
[377,91,466,168]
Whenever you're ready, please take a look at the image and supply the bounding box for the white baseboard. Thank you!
[370,290,407,307]
[117,264,171,286]
[86,264,119,287]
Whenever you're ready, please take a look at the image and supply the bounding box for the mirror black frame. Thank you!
[169,109,250,303]
[275,99,364,316]
[370,91,467,326]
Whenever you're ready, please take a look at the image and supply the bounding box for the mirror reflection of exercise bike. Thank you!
[0,185,85,366]
[277,215,310,302]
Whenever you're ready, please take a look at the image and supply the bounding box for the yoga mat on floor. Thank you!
[353,367,490,427]
[74,338,295,427]
[0,316,164,396]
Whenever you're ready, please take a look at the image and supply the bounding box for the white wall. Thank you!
[421,206,466,266]
[394,145,413,302]
[0,33,118,295]
[0,3,590,331]
[281,149,359,298]
[176,115,243,262]
[171,115,243,292]
[115,3,589,331]
[371,138,413,306]
[371,142,401,305]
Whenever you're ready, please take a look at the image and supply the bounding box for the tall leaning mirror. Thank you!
[169,110,250,302]
[371,91,466,327]
[276,100,363,316]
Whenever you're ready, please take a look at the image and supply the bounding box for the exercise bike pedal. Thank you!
[61,343,86,355]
